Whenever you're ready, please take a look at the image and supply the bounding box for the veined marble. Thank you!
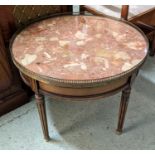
[12,15,148,80]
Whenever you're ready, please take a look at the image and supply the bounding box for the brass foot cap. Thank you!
[115,130,122,135]
[45,137,50,142]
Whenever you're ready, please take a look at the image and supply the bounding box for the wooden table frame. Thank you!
[20,70,137,141]
[10,13,149,141]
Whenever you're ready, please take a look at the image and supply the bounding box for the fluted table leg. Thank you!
[116,85,131,134]
[35,94,50,141]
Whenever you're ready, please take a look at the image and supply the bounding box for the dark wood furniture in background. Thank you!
[0,6,28,116]
[0,5,72,116]
[81,5,155,56]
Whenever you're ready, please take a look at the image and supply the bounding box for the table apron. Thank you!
[19,72,133,99]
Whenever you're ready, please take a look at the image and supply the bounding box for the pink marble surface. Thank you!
[12,15,147,81]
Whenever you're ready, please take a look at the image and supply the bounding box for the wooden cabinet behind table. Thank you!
[0,5,72,116]
[0,6,29,116]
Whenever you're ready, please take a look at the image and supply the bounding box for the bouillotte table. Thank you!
[10,14,148,141]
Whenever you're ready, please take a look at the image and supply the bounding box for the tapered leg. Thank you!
[35,94,50,141]
[152,35,155,56]
[149,33,155,56]
[116,85,131,134]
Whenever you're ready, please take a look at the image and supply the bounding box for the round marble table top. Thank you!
[11,15,148,82]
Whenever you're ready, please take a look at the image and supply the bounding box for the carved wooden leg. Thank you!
[79,5,85,14]
[116,85,131,134]
[152,34,155,56]
[149,32,155,56]
[35,94,50,141]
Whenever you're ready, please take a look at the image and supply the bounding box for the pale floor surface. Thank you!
[0,56,155,150]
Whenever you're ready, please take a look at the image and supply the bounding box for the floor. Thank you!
[0,56,155,150]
